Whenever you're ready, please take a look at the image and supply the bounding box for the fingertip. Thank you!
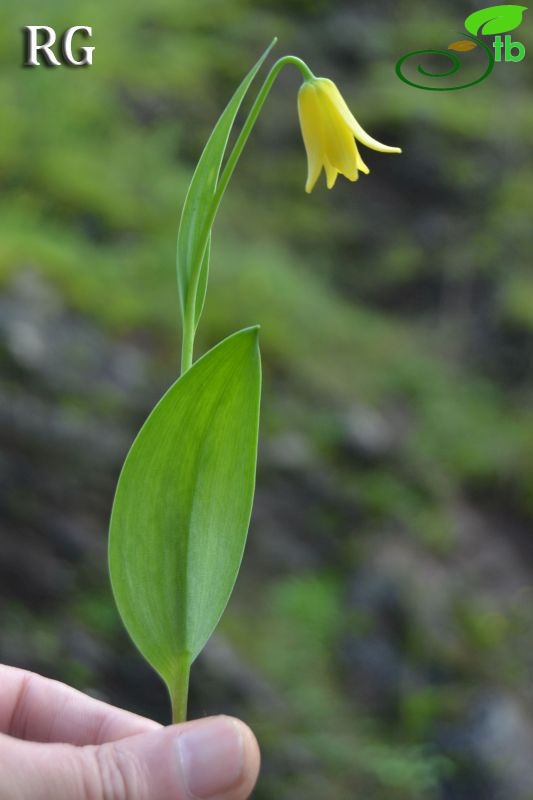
[175,715,260,799]
[232,718,261,797]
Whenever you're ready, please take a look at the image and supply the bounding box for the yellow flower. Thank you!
[297,77,402,193]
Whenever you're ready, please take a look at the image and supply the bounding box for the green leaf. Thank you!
[176,40,276,328]
[108,327,261,695]
[464,5,527,36]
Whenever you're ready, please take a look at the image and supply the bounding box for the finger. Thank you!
[0,715,260,800]
[0,665,160,744]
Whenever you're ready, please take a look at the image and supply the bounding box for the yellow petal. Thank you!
[317,78,402,154]
[297,82,325,193]
[323,157,339,189]
[355,142,370,175]
[316,88,359,182]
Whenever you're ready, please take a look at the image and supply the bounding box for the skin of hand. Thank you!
[0,665,260,800]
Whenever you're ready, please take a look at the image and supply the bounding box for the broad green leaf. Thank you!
[177,40,276,327]
[108,328,261,691]
[464,5,527,36]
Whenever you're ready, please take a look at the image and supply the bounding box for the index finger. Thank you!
[0,665,162,745]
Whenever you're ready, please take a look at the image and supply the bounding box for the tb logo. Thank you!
[23,25,94,67]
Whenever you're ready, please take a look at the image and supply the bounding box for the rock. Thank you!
[339,569,410,716]
[436,692,533,800]
[340,403,400,463]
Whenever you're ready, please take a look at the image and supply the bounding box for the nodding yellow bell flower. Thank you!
[297,77,402,193]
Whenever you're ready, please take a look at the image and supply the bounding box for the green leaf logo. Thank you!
[465,4,527,36]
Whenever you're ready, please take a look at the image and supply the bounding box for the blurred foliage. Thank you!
[1,0,532,797]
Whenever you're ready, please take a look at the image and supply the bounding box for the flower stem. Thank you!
[168,655,191,724]
[180,310,195,374]
[179,53,314,375]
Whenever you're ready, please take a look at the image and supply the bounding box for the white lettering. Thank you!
[61,26,94,67]
[24,25,61,67]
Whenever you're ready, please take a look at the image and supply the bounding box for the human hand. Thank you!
[0,664,260,799]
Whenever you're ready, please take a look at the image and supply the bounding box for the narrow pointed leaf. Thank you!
[177,40,276,326]
[464,5,527,36]
[108,328,261,689]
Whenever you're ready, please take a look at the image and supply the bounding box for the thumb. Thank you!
[0,715,260,800]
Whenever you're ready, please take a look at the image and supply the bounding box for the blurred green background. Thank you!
[1,0,532,797]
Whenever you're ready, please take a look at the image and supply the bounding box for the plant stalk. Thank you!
[169,655,191,724]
